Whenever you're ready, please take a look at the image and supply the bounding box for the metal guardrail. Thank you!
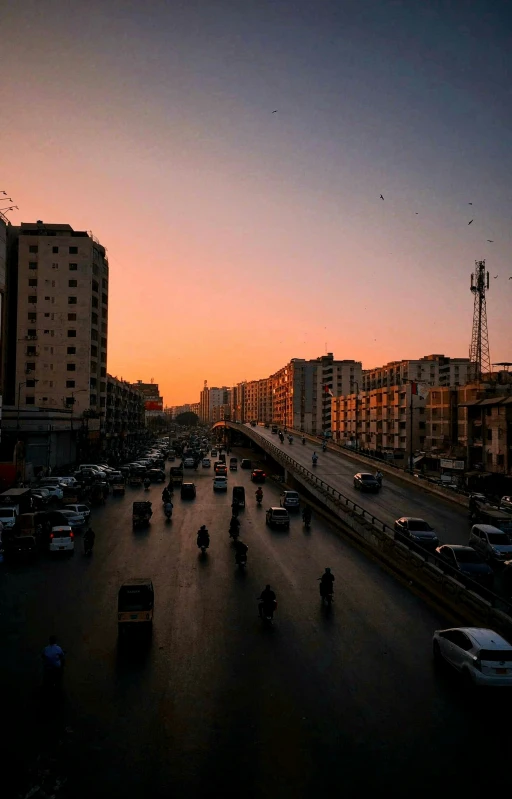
[221,422,512,617]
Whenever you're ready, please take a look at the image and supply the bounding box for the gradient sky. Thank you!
[2,0,511,404]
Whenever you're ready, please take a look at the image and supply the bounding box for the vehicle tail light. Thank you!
[70,532,74,539]
[49,533,54,539]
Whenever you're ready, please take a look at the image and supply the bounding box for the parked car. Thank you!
[394,517,439,550]
[266,507,290,529]
[56,476,79,487]
[251,469,266,484]
[469,524,512,563]
[64,503,91,520]
[213,476,228,491]
[240,459,252,469]
[435,545,494,587]
[48,525,74,553]
[433,627,512,686]
[202,458,211,468]
[180,482,196,499]
[353,473,381,492]
[39,484,63,501]
[280,490,300,511]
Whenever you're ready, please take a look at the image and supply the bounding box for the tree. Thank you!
[175,412,199,427]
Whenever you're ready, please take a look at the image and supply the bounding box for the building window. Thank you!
[69,246,78,254]
[44,296,50,301]
[69,263,77,271]
[67,329,77,337]
[92,280,99,292]
[91,328,98,341]
[91,345,98,357]
[487,429,492,441]
[91,361,97,372]
[68,279,77,288]
[52,246,59,253]
[28,295,37,303]
[26,346,37,355]
[101,337,107,349]
[26,379,36,388]
[487,452,493,466]
[27,313,37,322]
[92,312,98,324]
[101,308,107,320]
[497,454,505,467]
[67,363,76,371]
[67,347,76,354]
[102,293,108,305]
[66,380,75,388]
[100,367,106,377]
[26,362,36,371]
[65,397,74,407]
[29,245,38,253]
[43,330,50,334]
[102,278,108,289]
[92,296,98,308]
[28,262,38,270]
[68,313,77,321]
[25,396,35,405]
[28,278,38,287]
[68,296,77,304]
[90,394,97,405]
[27,329,36,337]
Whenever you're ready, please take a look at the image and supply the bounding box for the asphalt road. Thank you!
[245,425,471,547]
[1,452,510,799]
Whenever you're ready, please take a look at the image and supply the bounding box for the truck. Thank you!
[0,488,36,515]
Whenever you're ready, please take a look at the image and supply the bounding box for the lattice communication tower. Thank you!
[469,260,491,381]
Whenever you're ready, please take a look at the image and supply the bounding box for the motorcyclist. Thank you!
[302,505,312,525]
[229,515,241,538]
[259,585,277,618]
[302,436,306,445]
[162,487,171,503]
[197,525,210,548]
[164,501,173,518]
[322,442,327,452]
[144,477,151,490]
[375,470,383,485]
[42,635,65,689]
[255,487,263,503]
[83,526,95,554]
[318,567,335,598]
[288,435,293,444]
[234,539,248,563]
[231,498,241,517]
[312,452,318,465]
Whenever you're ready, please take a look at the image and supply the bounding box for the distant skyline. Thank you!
[3,0,511,403]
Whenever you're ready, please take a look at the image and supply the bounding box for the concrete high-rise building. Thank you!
[271,354,362,434]
[199,384,231,423]
[361,354,471,392]
[5,222,109,422]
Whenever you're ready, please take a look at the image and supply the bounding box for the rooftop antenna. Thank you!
[469,259,491,382]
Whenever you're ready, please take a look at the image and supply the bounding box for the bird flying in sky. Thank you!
[468,219,474,225]
[380,194,384,200]
[487,240,494,243]
[493,275,498,279]
[272,110,277,113]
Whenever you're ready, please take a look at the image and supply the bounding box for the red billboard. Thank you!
[145,400,163,412]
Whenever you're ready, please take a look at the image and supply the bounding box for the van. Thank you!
[469,524,512,563]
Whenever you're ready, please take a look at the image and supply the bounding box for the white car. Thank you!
[57,476,79,487]
[433,627,512,686]
[64,503,91,520]
[42,485,64,500]
[49,525,74,553]
[202,458,211,468]
[39,477,68,489]
[60,510,86,529]
[213,476,228,491]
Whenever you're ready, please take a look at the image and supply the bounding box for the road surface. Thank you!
[244,425,471,547]
[1,453,510,799]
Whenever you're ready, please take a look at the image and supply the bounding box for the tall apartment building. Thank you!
[199,384,231,423]
[5,222,109,421]
[362,354,471,392]
[271,354,362,434]
[231,383,245,423]
[106,376,145,437]
[244,377,272,423]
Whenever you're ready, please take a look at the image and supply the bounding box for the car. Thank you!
[433,627,512,686]
[42,485,64,500]
[39,477,68,489]
[240,459,252,469]
[435,545,494,587]
[501,496,512,512]
[280,490,300,511]
[180,482,196,499]
[213,476,228,491]
[55,476,79,487]
[215,464,228,477]
[183,458,196,469]
[469,524,512,563]
[48,525,74,553]
[211,449,218,457]
[59,510,86,529]
[251,469,266,483]
[266,507,290,529]
[353,472,381,492]
[147,469,166,482]
[394,517,439,550]
[64,503,91,520]
[202,458,211,468]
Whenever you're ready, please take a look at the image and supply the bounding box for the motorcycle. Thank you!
[83,538,94,556]
[258,598,277,625]
[235,552,247,570]
[312,458,318,467]
[319,580,334,606]
[197,534,209,553]
[164,505,173,521]
[302,511,312,529]
[322,443,327,452]
[375,474,383,487]
[256,492,263,506]
[144,479,151,491]
[229,523,240,541]
[288,437,293,444]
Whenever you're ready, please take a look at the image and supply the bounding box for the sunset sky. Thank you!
[3,0,511,404]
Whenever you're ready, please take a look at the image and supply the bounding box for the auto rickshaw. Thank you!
[232,485,245,508]
[132,500,152,527]
[129,474,143,488]
[170,466,184,486]
[112,478,126,496]
[118,578,154,635]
